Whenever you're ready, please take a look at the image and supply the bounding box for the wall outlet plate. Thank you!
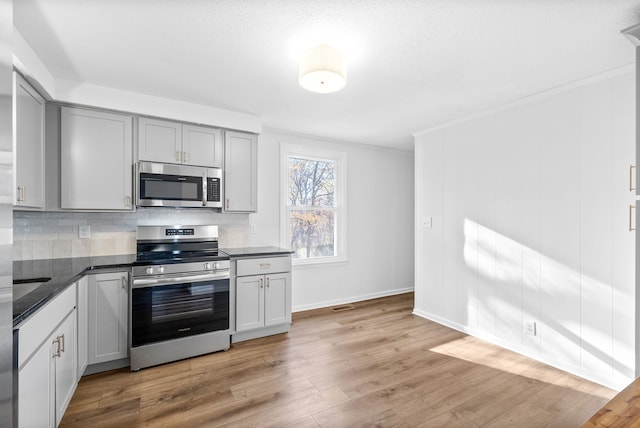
[422,216,432,228]
[79,225,91,239]
[524,320,537,336]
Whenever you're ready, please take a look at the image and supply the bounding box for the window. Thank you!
[282,146,345,264]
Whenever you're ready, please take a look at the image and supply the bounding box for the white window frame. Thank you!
[280,143,346,266]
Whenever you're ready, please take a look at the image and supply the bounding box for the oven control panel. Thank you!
[165,228,195,236]
[145,266,165,275]
[133,260,230,278]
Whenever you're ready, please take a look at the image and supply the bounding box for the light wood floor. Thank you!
[60,293,615,427]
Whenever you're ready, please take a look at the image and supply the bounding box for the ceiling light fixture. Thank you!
[299,44,347,94]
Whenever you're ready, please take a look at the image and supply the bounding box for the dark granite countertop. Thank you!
[13,254,136,327]
[13,248,292,327]
[221,246,294,258]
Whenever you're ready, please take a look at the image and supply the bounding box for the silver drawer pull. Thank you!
[52,337,61,358]
[260,263,271,269]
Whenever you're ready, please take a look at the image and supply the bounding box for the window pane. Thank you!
[290,209,335,259]
[288,157,335,207]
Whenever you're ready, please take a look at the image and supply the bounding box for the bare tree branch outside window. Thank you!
[288,156,336,259]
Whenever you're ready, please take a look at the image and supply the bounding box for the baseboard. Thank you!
[232,323,290,343]
[412,308,632,391]
[292,287,414,313]
[83,358,130,376]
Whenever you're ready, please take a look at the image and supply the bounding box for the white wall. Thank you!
[251,129,415,312]
[414,67,635,390]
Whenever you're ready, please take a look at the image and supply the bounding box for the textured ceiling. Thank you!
[14,0,640,151]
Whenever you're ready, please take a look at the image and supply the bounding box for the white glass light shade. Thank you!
[299,44,347,94]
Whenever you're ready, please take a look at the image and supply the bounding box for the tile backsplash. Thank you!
[13,208,250,261]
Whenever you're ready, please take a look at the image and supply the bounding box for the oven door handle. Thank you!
[132,271,229,288]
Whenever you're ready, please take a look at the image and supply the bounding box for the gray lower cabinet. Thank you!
[88,271,129,365]
[18,283,78,428]
[234,256,291,342]
[76,275,88,378]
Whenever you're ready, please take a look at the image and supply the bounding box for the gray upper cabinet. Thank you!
[138,117,222,168]
[182,123,223,167]
[224,131,257,212]
[138,117,181,164]
[14,72,45,210]
[60,107,134,210]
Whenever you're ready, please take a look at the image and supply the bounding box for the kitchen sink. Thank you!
[13,277,51,301]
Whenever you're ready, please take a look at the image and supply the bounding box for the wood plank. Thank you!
[582,377,640,427]
[59,293,614,428]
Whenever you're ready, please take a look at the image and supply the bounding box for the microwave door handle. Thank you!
[202,173,207,207]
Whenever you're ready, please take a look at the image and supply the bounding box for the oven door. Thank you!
[131,272,229,348]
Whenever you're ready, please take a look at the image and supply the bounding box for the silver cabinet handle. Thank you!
[631,165,636,192]
[226,199,230,210]
[260,278,264,289]
[183,151,189,163]
[17,186,25,202]
[176,151,182,162]
[121,276,128,292]
[630,205,636,231]
[125,195,132,209]
[52,337,61,358]
[266,277,270,288]
[59,334,65,354]
[260,263,271,269]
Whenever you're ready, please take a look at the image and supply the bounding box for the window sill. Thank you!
[292,257,348,269]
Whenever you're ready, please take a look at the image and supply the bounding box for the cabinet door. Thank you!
[138,117,182,164]
[14,72,45,209]
[55,310,77,426]
[60,107,133,210]
[19,339,54,428]
[76,276,88,378]
[236,275,265,331]
[224,131,257,212]
[265,273,291,326]
[182,124,223,167]
[88,272,129,364]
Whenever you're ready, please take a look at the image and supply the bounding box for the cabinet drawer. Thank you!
[18,283,77,368]
[236,257,291,276]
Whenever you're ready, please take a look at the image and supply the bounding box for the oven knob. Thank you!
[145,267,154,275]
[204,262,212,270]
[214,262,219,270]
[157,266,165,274]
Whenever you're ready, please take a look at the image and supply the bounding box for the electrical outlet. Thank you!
[422,216,432,228]
[250,224,256,234]
[524,320,537,336]
[79,225,91,239]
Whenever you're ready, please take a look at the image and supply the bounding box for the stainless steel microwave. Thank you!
[136,161,222,208]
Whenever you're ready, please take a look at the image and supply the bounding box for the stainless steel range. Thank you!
[130,225,232,371]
